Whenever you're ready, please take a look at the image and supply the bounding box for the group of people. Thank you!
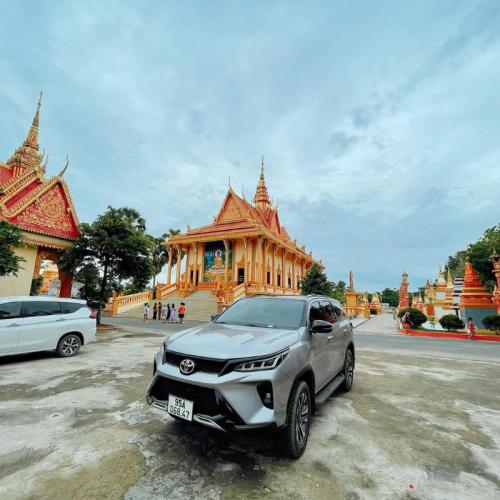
[143,302,186,323]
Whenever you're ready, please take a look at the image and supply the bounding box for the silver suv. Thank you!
[147,295,355,458]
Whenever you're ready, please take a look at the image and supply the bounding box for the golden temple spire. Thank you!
[254,156,271,209]
[7,92,44,176]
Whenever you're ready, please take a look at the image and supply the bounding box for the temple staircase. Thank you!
[117,290,219,323]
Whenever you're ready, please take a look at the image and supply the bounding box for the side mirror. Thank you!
[311,319,333,334]
[211,313,220,321]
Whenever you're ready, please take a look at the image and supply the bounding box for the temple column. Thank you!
[200,243,205,284]
[58,270,73,298]
[233,240,238,282]
[185,246,191,286]
[167,245,173,285]
[256,237,263,284]
[282,250,287,288]
[292,255,296,290]
[193,243,198,286]
[175,245,181,284]
[272,245,278,286]
[243,238,248,284]
[263,240,269,284]
[223,239,229,284]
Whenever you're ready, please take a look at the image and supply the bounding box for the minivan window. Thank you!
[61,303,85,314]
[25,301,62,317]
[214,298,305,329]
[0,302,22,320]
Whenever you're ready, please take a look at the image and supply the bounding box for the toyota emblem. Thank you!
[180,358,196,375]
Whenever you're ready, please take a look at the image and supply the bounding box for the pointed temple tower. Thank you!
[459,261,496,329]
[0,94,80,297]
[443,270,455,315]
[160,159,317,306]
[424,280,436,318]
[344,270,361,318]
[434,267,448,318]
[369,292,382,315]
[398,271,410,310]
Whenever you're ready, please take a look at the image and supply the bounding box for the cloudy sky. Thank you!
[1,0,499,291]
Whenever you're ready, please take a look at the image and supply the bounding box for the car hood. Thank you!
[165,322,299,359]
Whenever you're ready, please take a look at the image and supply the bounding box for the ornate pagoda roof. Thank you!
[169,164,313,261]
[0,94,80,241]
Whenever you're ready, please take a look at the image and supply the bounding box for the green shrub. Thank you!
[482,315,500,333]
[439,314,465,332]
[398,307,427,328]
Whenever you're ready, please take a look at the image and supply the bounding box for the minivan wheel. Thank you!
[57,334,81,357]
[341,349,354,392]
[279,380,311,459]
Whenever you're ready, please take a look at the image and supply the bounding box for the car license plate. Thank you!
[167,395,193,421]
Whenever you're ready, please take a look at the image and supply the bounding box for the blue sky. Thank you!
[1,0,499,291]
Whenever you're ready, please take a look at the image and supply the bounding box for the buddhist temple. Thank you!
[0,93,80,297]
[155,160,318,311]
[459,261,496,329]
[423,280,435,319]
[443,270,455,315]
[398,271,410,310]
[369,292,382,315]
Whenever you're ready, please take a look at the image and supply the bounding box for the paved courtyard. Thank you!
[1,315,500,499]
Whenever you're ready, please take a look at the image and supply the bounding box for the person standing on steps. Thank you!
[170,304,177,323]
[143,303,150,323]
[163,303,171,322]
[153,302,158,320]
[157,302,163,321]
[178,302,186,324]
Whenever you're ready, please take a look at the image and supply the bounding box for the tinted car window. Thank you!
[320,301,338,324]
[214,298,305,329]
[0,302,22,320]
[61,302,86,314]
[25,301,61,317]
[332,305,345,321]
[309,301,323,323]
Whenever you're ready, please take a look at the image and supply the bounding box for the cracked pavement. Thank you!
[1,316,499,499]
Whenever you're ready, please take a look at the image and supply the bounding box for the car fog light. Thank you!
[257,382,274,409]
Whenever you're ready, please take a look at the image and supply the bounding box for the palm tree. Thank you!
[149,229,180,289]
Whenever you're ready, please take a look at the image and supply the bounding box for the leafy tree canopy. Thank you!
[0,220,25,277]
[467,224,500,293]
[148,229,180,289]
[300,264,331,296]
[381,288,399,308]
[60,206,153,323]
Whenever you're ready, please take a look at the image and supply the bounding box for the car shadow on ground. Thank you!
[0,350,59,365]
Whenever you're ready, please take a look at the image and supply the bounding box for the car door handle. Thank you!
[7,323,20,328]
[327,335,334,341]
[343,328,349,334]
[56,318,66,322]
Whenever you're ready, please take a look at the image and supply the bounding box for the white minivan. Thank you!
[0,297,96,358]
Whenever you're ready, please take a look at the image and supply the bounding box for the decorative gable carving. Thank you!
[13,183,78,238]
[217,193,242,223]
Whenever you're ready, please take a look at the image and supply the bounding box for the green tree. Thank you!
[439,314,465,332]
[60,206,153,324]
[148,229,180,290]
[467,224,500,293]
[328,280,346,304]
[482,315,500,333]
[398,307,427,328]
[445,250,467,278]
[0,220,25,277]
[381,288,399,308]
[299,264,332,296]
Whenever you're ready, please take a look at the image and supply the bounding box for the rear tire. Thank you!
[279,380,311,459]
[340,349,354,392]
[57,334,81,357]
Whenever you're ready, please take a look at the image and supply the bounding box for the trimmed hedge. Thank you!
[398,307,427,328]
[439,314,465,332]
[482,315,500,333]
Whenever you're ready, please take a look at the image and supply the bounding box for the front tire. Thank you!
[57,334,81,357]
[279,380,311,459]
[340,349,354,392]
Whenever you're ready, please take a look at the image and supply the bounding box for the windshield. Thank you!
[214,297,306,329]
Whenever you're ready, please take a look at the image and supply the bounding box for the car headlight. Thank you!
[234,349,289,372]
[159,342,165,358]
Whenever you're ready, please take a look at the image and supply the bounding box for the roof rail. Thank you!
[305,294,325,298]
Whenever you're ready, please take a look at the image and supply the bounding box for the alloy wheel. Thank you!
[62,336,79,355]
[346,352,354,387]
[295,391,309,447]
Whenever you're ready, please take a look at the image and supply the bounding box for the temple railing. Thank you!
[244,283,300,296]
[105,290,153,316]
[156,283,177,300]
